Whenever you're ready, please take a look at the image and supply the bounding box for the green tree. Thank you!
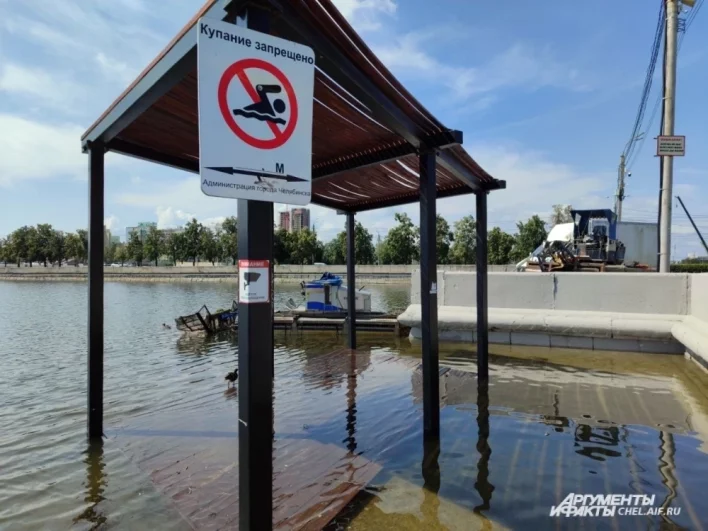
[324,221,376,265]
[6,228,28,266]
[49,230,66,266]
[273,228,292,264]
[0,237,7,266]
[290,229,320,264]
[114,244,128,266]
[435,215,453,265]
[127,231,144,266]
[33,224,54,266]
[379,213,418,265]
[144,226,164,266]
[165,232,184,265]
[323,236,345,265]
[200,228,219,265]
[449,216,476,264]
[488,227,515,265]
[64,233,83,266]
[182,218,203,266]
[76,229,89,264]
[220,217,238,265]
[25,226,40,266]
[511,215,548,262]
[550,204,573,226]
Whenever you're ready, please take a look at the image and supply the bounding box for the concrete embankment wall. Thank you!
[0,264,515,284]
[399,271,708,363]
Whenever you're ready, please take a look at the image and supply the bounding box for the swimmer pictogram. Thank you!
[217,58,298,150]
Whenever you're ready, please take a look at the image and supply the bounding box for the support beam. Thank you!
[476,192,489,381]
[87,143,105,440]
[419,150,439,441]
[108,139,199,173]
[237,8,273,531]
[346,212,356,349]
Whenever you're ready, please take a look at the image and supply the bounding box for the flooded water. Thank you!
[1,281,708,530]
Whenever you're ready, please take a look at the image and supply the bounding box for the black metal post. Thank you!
[476,192,489,380]
[237,7,273,531]
[346,212,356,349]
[419,149,439,440]
[87,142,104,441]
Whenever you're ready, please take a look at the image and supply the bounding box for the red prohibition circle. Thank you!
[217,58,298,150]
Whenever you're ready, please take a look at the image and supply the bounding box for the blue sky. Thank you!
[1,0,707,258]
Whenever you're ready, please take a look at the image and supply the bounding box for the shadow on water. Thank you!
[72,440,107,530]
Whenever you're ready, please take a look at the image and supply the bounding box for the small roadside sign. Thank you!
[239,259,270,304]
[657,135,685,157]
[197,18,315,205]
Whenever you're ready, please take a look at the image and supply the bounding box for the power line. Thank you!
[626,0,703,171]
[622,0,666,163]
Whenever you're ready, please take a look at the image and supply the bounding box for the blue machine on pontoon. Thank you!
[302,272,371,312]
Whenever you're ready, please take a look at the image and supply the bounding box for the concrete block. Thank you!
[638,340,684,354]
[672,318,708,366]
[611,318,675,340]
[410,270,444,305]
[442,272,476,308]
[510,332,551,348]
[441,330,475,342]
[553,273,689,315]
[550,335,594,350]
[690,274,708,322]
[489,331,511,345]
[544,314,613,338]
[437,307,476,331]
[592,337,642,352]
[490,273,554,310]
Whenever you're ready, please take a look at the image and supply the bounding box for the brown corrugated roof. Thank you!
[83,0,502,212]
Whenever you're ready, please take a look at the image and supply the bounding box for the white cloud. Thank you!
[155,206,195,229]
[373,34,588,108]
[331,0,397,32]
[104,215,119,230]
[0,63,87,113]
[95,52,137,85]
[0,114,85,186]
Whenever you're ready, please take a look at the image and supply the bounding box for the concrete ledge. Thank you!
[672,316,708,365]
[398,305,682,341]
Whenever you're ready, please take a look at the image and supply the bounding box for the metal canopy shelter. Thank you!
[82,0,504,528]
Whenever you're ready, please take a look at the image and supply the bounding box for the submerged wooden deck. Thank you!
[110,348,392,530]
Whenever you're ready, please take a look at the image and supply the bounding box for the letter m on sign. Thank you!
[275,163,284,174]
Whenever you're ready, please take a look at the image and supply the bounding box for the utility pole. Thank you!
[659,0,679,272]
[615,154,626,221]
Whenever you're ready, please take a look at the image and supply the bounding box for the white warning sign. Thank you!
[197,19,314,205]
[238,259,270,304]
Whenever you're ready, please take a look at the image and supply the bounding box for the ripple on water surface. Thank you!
[1,281,708,530]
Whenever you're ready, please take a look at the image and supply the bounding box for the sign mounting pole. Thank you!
[236,8,273,531]
[197,9,314,529]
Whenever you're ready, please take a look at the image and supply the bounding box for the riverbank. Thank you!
[0,264,515,284]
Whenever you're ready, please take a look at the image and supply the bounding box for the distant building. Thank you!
[110,235,121,245]
[126,222,157,243]
[104,226,110,249]
[291,208,310,232]
[279,211,291,231]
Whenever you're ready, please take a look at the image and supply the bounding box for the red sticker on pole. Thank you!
[239,259,270,304]
[218,58,298,150]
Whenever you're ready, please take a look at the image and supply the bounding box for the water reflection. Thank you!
[474,380,494,517]
[344,350,358,454]
[72,440,106,529]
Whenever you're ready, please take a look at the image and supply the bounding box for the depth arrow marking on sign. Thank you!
[206,166,307,183]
